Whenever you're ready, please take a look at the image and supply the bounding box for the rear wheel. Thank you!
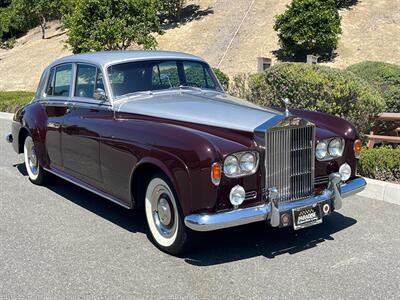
[24,136,48,185]
[145,174,192,255]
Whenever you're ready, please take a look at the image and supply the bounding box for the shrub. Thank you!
[0,37,15,49]
[358,147,400,183]
[347,61,400,113]
[274,0,341,58]
[63,0,163,53]
[228,63,386,133]
[0,91,35,112]
[212,68,229,90]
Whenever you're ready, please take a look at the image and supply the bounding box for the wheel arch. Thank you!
[130,156,191,215]
[17,127,30,154]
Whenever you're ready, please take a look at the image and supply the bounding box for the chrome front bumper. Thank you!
[184,174,366,232]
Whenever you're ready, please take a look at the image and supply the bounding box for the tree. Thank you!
[31,0,62,39]
[63,0,163,54]
[274,0,341,58]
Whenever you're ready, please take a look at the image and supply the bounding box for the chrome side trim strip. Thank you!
[44,167,131,209]
[184,176,366,232]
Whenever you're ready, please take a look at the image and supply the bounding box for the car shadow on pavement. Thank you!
[14,163,148,234]
[184,213,357,266]
[14,163,357,265]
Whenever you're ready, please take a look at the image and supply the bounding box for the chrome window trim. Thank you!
[39,98,112,110]
[74,62,108,100]
[105,58,224,100]
[47,63,74,98]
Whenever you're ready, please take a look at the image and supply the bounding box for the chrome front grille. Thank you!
[265,124,315,203]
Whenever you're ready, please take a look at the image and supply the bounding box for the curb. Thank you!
[358,178,400,206]
[0,112,13,120]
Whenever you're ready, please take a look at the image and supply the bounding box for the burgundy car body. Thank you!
[8,51,366,233]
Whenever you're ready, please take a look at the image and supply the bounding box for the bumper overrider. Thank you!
[184,173,366,232]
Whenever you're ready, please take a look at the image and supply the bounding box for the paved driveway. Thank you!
[0,118,399,299]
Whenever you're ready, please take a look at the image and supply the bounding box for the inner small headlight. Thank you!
[239,152,256,172]
[316,141,328,160]
[339,163,351,181]
[229,185,245,207]
[328,138,344,157]
[223,155,239,176]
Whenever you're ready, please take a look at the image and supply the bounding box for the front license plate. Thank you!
[292,204,322,230]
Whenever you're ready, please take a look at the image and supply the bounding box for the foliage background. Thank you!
[347,61,400,113]
[229,63,386,133]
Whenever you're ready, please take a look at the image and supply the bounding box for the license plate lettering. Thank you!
[292,204,322,230]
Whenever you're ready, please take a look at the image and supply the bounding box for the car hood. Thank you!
[114,91,282,132]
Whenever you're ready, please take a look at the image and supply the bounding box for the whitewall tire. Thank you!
[145,174,191,255]
[24,135,47,185]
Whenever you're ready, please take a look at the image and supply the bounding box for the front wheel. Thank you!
[24,135,48,185]
[145,174,192,255]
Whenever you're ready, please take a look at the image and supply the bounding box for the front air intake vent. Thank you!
[265,124,315,203]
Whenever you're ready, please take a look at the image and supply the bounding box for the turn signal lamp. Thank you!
[354,139,362,158]
[211,162,222,186]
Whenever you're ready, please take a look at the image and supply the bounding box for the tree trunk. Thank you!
[40,16,46,39]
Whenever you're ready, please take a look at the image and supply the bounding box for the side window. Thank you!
[75,64,96,98]
[152,61,179,89]
[183,61,216,89]
[53,64,72,97]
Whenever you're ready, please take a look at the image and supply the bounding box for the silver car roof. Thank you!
[49,50,206,69]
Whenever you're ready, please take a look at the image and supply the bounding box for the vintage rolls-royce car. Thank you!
[6,51,366,254]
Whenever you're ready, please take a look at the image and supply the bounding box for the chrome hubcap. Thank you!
[157,197,172,226]
[151,186,176,238]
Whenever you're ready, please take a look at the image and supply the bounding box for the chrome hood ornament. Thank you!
[282,98,291,117]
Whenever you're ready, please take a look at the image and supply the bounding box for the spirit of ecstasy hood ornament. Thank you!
[282,97,291,117]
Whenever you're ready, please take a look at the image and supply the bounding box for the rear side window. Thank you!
[183,61,216,89]
[46,64,72,97]
[75,64,105,99]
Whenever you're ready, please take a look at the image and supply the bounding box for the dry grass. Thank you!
[0,0,399,92]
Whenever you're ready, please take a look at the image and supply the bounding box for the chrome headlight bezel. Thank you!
[223,151,259,178]
[316,137,345,161]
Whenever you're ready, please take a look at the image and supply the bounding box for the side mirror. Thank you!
[94,88,107,101]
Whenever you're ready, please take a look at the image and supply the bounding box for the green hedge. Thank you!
[359,147,400,183]
[230,63,386,133]
[347,61,400,113]
[0,91,34,112]
[212,67,229,90]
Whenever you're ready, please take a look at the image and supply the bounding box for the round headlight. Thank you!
[229,185,245,207]
[224,155,239,176]
[316,141,328,160]
[339,163,351,181]
[328,138,344,157]
[239,152,256,172]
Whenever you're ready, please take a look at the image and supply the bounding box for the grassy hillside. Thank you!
[0,91,35,112]
[0,0,399,92]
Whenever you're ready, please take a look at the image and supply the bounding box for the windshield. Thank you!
[108,59,223,98]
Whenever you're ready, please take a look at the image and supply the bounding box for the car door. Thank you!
[61,63,113,187]
[43,64,73,168]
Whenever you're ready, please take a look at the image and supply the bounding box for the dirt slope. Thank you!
[0,0,399,91]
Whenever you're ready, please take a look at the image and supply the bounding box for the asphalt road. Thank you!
[1,118,399,299]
